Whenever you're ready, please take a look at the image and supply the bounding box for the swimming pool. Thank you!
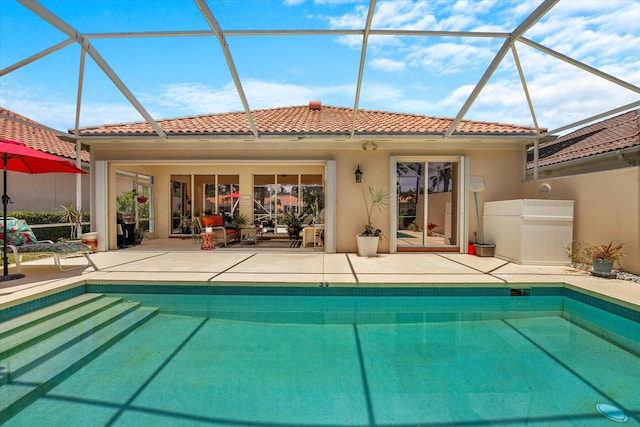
[2,286,639,426]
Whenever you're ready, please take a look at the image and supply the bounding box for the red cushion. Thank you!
[202,215,224,227]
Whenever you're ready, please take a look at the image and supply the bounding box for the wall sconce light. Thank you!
[355,165,363,183]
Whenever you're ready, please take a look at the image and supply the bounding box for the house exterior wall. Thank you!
[520,167,640,274]
[6,171,90,212]
[93,142,527,254]
[467,150,525,244]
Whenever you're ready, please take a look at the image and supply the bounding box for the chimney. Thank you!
[309,100,321,111]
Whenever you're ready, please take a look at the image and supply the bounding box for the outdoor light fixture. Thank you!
[355,165,363,183]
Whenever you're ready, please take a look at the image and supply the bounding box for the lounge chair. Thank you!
[199,215,239,247]
[1,217,98,273]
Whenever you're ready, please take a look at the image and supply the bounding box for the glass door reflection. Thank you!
[396,160,459,250]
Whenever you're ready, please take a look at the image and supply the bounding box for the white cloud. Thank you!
[0,80,140,130]
[151,82,243,115]
[527,1,640,67]
[150,79,356,116]
[369,58,406,72]
[452,0,498,15]
[370,1,434,29]
[406,42,496,75]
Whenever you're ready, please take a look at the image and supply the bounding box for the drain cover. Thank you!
[596,403,627,422]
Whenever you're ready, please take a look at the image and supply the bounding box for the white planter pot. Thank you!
[356,235,380,257]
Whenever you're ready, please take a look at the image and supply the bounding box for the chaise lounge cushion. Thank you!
[15,241,92,255]
[1,217,98,273]
[0,218,37,246]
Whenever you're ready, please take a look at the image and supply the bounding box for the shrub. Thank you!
[6,210,90,242]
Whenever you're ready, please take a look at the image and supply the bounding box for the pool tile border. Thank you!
[1,283,638,324]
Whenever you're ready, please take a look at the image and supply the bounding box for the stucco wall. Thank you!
[520,167,639,274]
[467,150,524,244]
[7,171,90,212]
[100,145,527,253]
[329,148,526,252]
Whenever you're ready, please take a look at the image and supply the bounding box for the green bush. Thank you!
[6,211,90,242]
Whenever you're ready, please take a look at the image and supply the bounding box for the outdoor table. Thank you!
[200,232,215,250]
[240,227,259,245]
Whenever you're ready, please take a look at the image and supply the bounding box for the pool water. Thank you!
[4,291,640,426]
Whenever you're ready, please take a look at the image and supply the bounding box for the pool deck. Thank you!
[1,239,639,311]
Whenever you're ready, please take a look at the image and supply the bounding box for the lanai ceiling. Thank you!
[1,0,639,141]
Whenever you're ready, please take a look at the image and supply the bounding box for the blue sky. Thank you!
[1,0,639,133]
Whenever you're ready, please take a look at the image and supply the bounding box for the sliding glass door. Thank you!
[253,174,324,229]
[170,174,239,236]
[396,159,460,250]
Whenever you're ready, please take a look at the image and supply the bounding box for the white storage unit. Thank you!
[483,199,574,265]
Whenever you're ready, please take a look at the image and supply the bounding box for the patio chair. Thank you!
[200,214,239,247]
[1,217,98,273]
[300,224,324,248]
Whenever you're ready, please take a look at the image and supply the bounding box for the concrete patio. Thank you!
[1,239,639,312]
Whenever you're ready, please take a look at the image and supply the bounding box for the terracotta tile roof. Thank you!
[74,104,541,137]
[0,107,90,162]
[527,109,640,169]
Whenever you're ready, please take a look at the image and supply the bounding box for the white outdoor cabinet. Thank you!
[483,199,574,265]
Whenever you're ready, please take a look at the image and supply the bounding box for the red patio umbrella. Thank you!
[0,138,87,281]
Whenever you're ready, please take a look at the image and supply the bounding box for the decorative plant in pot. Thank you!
[280,210,309,240]
[586,241,625,277]
[427,222,437,236]
[232,213,249,229]
[357,186,390,257]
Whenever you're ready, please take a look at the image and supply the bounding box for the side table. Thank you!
[200,232,215,250]
[240,227,259,245]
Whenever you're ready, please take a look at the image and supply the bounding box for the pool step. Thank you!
[0,293,105,339]
[0,295,125,359]
[0,296,158,419]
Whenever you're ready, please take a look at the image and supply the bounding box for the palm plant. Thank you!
[58,203,84,239]
[361,186,390,236]
[280,210,309,229]
[280,210,309,239]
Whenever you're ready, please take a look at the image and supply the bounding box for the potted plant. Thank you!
[280,210,309,239]
[233,213,249,229]
[586,241,625,277]
[357,186,390,257]
[179,213,191,234]
[427,222,437,236]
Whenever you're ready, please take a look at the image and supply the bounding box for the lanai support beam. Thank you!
[520,37,640,95]
[0,38,74,76]
[445,0,560,138]
[194,0,259,138]
[17,0,166,138]
[350,0,376,139]
[541,101,640,138]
